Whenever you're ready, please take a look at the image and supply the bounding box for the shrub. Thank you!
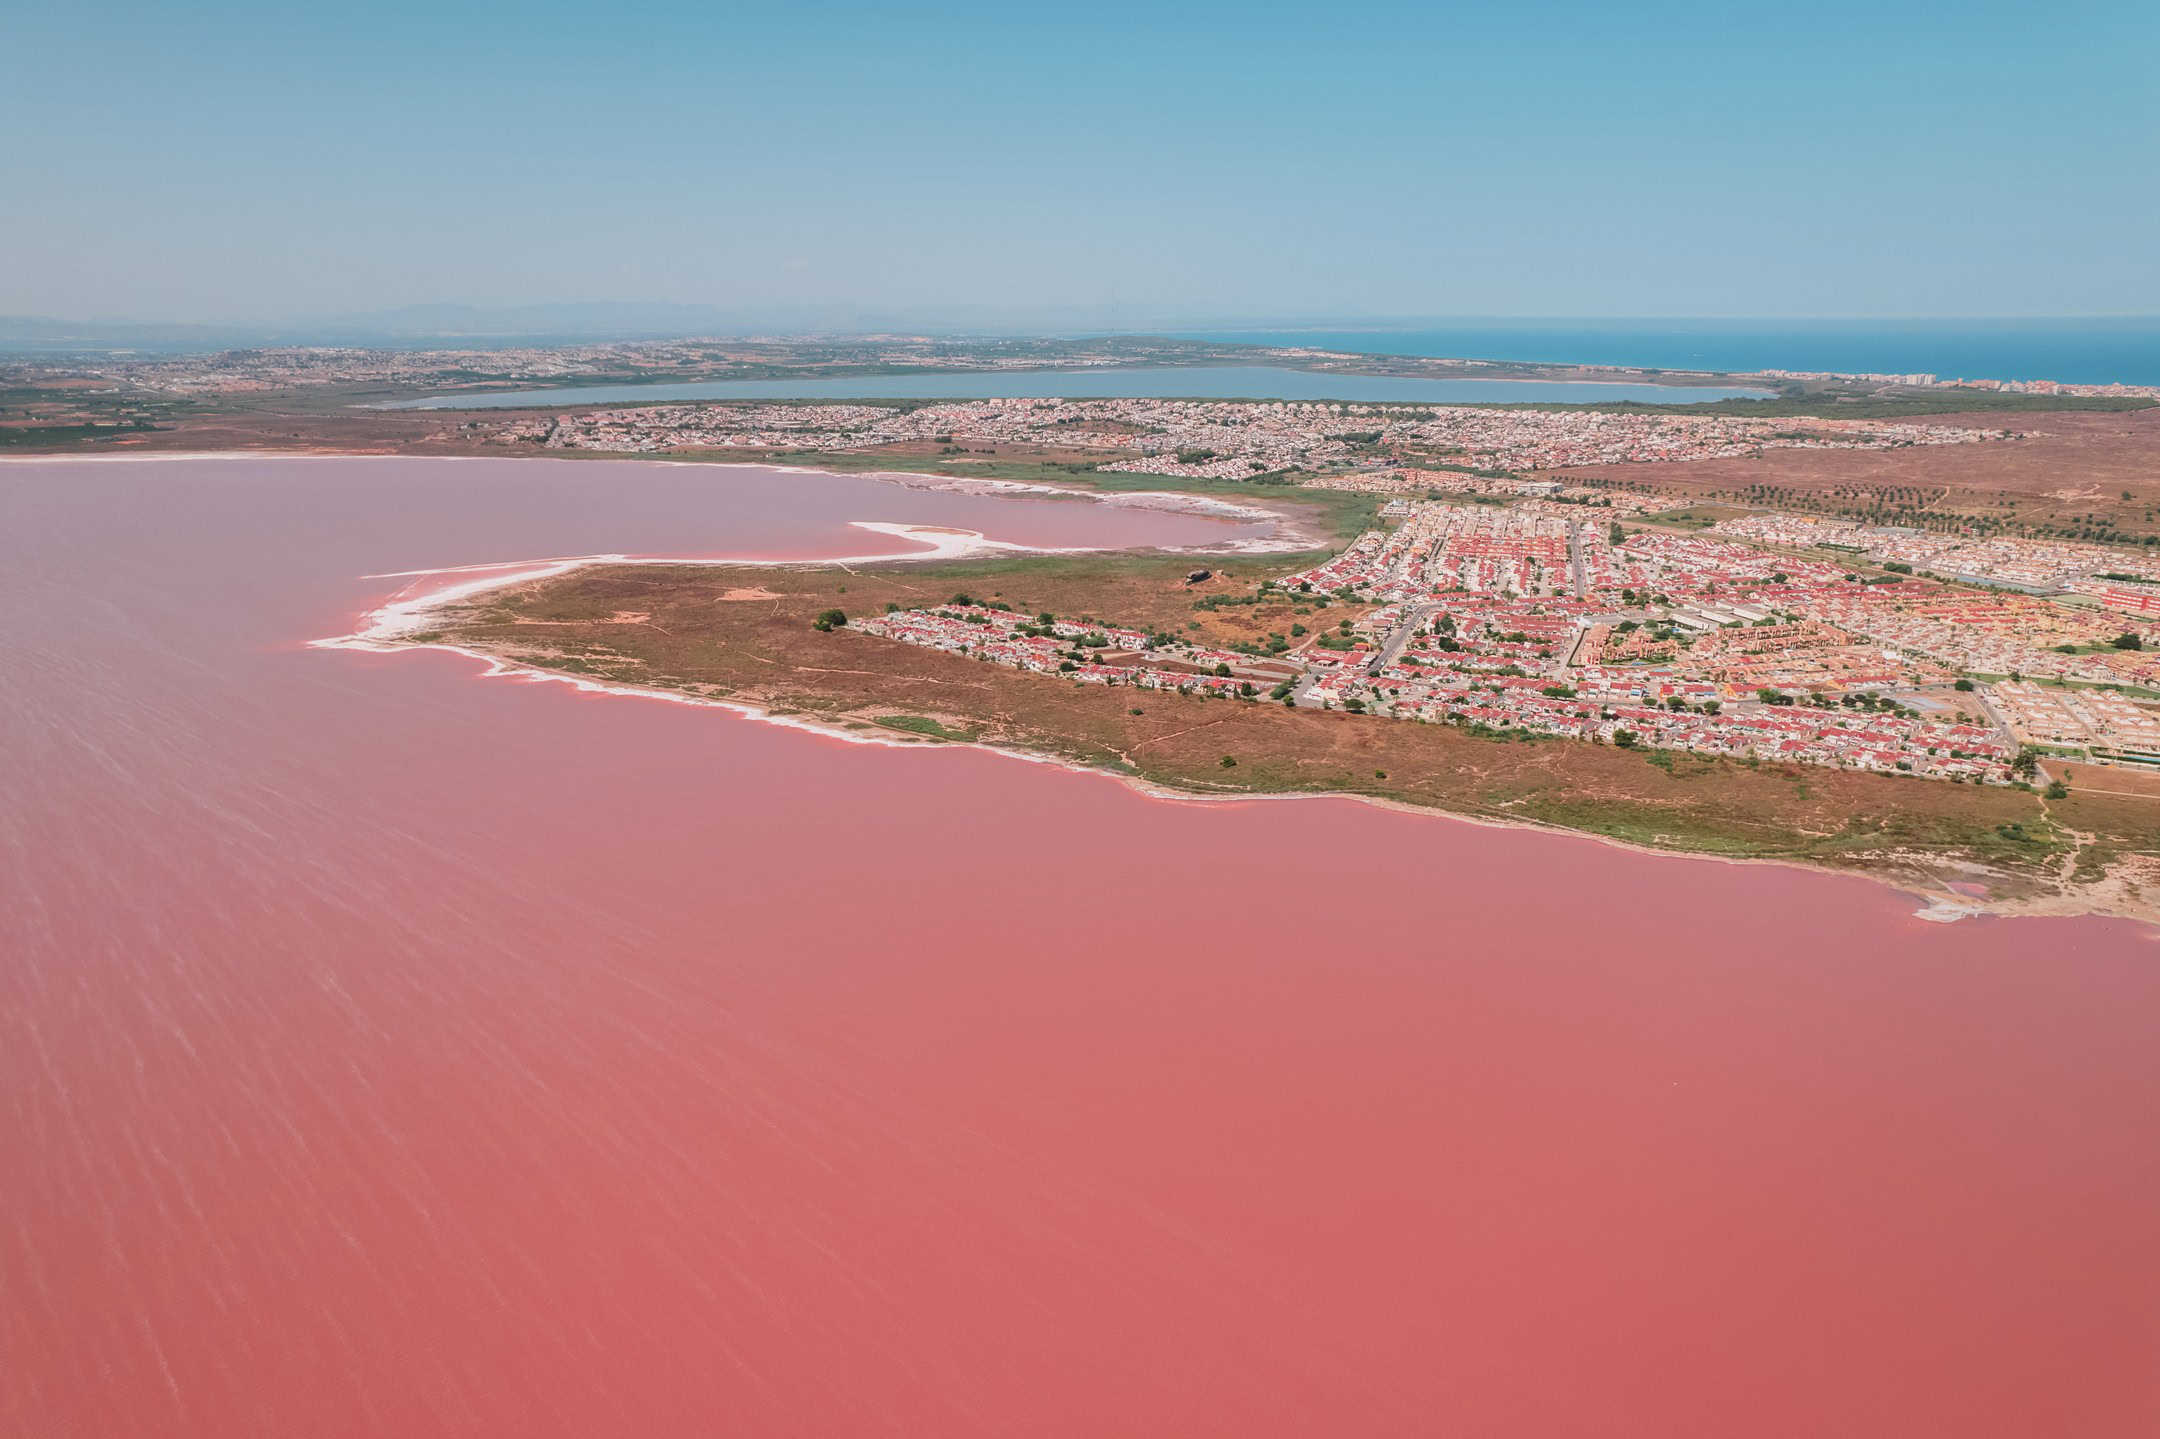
[811,608,847,632]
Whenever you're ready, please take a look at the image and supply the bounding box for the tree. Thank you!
[2113,632,2144,651]
[2011,747,2041,780]
[1954,678,1975,691]
[1213,662,1233,677]
[2044,779,2070,800]
[811,608,847,632]
[1219,755,1237,769]
[1613,729,1638,749]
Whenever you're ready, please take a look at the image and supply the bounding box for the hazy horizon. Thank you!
[9,305,2160,344]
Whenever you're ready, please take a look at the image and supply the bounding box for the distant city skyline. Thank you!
[5,0,2155,323]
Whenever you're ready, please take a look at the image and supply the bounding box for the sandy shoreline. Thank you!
[320,520,1104,648]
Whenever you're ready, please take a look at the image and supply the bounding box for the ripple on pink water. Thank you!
[2,456,2157,1438]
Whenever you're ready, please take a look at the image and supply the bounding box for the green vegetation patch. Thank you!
[875,714,980,742]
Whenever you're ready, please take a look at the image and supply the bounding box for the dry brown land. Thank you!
[412,551,2160,922]
[1562,408,2160,540]
[85,402,490,455]
[2055,760,2160,799]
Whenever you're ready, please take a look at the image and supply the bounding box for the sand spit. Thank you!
[630,457,1318,554]
[318,521,1085,647]
[821,466,1319,551]
[312,537,1106,763]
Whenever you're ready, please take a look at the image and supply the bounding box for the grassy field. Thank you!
[417,551,2160,915]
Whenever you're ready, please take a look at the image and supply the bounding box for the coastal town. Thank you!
[481,395,2005,476]
[8,329,2155,405]
[849,494,2160,781]
[0,334,1186,398]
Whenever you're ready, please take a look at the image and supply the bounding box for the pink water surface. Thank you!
[3,456,2157,1438]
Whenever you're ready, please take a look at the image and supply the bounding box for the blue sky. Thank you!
[4,0,2155,323]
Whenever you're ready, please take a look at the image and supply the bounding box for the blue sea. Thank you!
[1174,320,2160,389]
